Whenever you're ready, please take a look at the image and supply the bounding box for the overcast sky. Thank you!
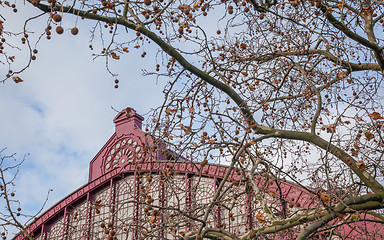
[0,3,165,218]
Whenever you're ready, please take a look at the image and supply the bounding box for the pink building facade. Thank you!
[14,108,384,240]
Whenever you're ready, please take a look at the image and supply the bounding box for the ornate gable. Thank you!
[88,108,152,181]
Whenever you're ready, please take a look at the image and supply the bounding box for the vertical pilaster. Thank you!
[85,192,91,240]
[133,170,140,240]
[159,173,166,238]
[62,207,69,240]
[185,173,193,231]
[109,178,117,233]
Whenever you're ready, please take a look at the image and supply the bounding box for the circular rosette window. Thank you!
[104,138,143,170]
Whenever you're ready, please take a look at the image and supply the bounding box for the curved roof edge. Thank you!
[14,160,315,240]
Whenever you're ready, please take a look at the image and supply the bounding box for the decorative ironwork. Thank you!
[104,137,143,172]
[67,201,88,239]
[44,217,65,240]
[114,176,136,240]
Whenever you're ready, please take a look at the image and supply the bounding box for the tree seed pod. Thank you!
[71,27,79,35]
[56,26,64,34]
[228,5,233,14]
[52,14,62,22]
[144,0,151,5]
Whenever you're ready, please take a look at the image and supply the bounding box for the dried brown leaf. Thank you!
[368,112,384,120]
[149,215,156,224]
[12,76,23,83]
[364,131,374,141]
[256,211,266,223]
[165,108,172,115]
[320,192,330,204]
[337,71,348,80]
[356,160,367,171]
[111,52,120,60]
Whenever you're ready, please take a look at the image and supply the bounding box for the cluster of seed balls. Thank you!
[51,14,79,36]
[51,13,122,89]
